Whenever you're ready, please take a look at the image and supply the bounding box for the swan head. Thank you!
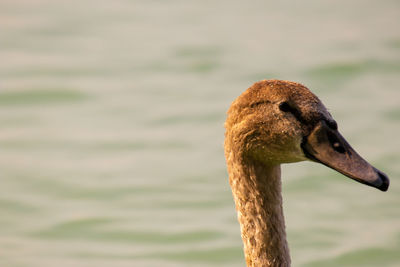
[225,79,389,191]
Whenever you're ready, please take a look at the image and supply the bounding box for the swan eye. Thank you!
[279,102,292,112]
[279,102,307,124]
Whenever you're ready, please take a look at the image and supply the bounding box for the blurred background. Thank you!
[1,0,399,266]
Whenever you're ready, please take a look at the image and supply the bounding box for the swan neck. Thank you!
[229,160,290,267]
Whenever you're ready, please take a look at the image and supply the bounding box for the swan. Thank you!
[224,79,389,267]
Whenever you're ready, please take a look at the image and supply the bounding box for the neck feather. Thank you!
[227,157,290,267]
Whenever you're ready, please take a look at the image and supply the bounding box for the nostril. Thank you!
[377,170,390,192]
[327,130,346,154]
[332,142,345,153]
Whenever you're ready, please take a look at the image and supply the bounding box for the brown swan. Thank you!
[224,80,389,267]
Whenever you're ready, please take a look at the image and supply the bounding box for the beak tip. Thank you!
[376,170,390,192]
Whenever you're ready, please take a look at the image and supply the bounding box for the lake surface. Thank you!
[1,1,399,266]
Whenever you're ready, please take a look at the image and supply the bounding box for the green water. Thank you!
[1,1,399,266]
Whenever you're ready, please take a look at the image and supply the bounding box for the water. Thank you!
[1,1,399,266]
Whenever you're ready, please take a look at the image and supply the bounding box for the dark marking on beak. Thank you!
[301,121,389,191]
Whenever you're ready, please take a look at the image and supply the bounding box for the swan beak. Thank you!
[301,121,389,191]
